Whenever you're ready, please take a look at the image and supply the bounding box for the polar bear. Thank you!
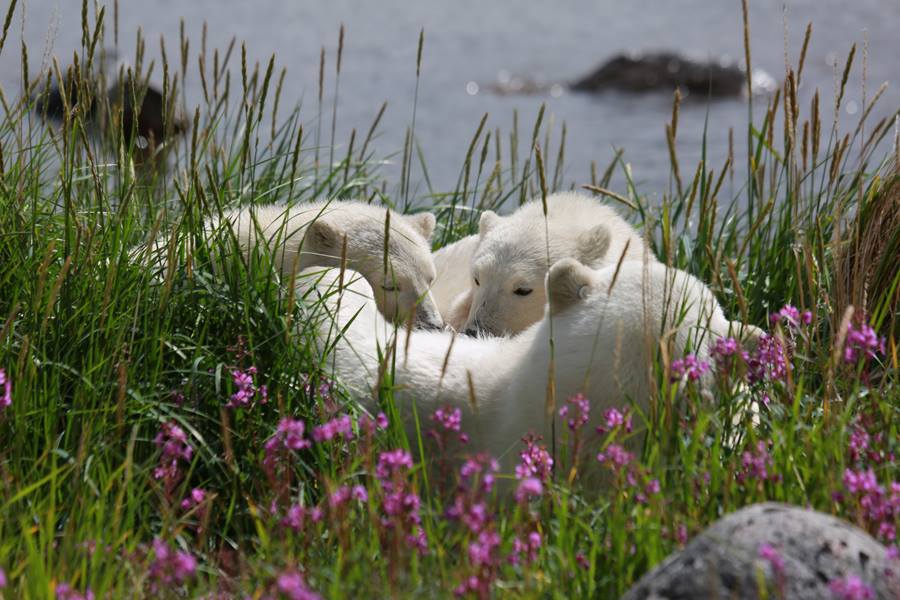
[166,201,443,329]
[432,192,650,335]
[300,254,760,476]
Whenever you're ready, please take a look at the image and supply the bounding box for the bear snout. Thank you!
[414,305,444,331]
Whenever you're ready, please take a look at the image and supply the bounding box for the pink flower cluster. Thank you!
[180,487,209,532]
[352,411,389,440]
[428,406,470,446]
[746,334,788,384]
[559,393,590,431]
[55,583,95,600]
[757,543,785,577]
[596,407,632,436]
[0,368,11,410]
[153,422,194,495]
[376,449,427,555]
[433,406,461,432]
[514,477,543,504]
[448,454,502,597]
[226,366,267,409]
[595,444,661,505]
[276,570,322,600]
[843,321,886,366]
[596,444,634,470]
[263,418,312,492]
[670,354,710,382]
[515,435,554,482]
[327,484,369,509]
[737,441,781,485]
[281,503,324,532]
[842,468,899,542]
[312,414,353,442]
[769,304,813,328]
[509,531,542,566]
[148,538,197,591]
[828,574,874,600]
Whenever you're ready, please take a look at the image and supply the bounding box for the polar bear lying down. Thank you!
[300,255,760,476]
[144,201,444,329]
[432,192,650,336]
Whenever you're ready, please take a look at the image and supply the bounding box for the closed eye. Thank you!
[514,288,533,297]
[382,284,398,292]
[474,277,480,286]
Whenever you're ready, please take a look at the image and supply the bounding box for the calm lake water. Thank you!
[2,0,898,201]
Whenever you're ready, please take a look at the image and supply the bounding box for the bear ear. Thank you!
[577,224,612,267]
[406,212,436,241]
[547,258,594,316]
[478,210,500,238]
[307,218,343,250]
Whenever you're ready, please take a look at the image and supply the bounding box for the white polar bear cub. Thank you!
[207,201,443,329]
[301,255,758,476]
[433,192,649,335]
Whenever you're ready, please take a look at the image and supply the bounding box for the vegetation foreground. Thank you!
[0,4,898,598]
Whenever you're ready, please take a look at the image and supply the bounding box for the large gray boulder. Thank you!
[622,502,899,600]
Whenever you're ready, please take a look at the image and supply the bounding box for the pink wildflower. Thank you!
[54,584,95,600]
[828,574,874,599]
[737,441,780,484]
[848,425,871,464]
[670,354,710,382]
[769,304,813,328]
[265,418,311,459]
[515,434,554,481]
[148,538,196,590]
[312,414,354,442]
[746,334,788,384]
[0,369,11,410]
[596,444,634,470]
[758,543,785,576]
[180,487,207,511]
[510,531,542,565]
[152,421,194,494]
[351,485,368,502]
[844,321,885,365]
[676,524,689,545]
[276,570,322,600]
[558,393,590,431]
[282,504,306,531]
[226,366,265,409]
[515,477,544,503]
[432,406,462,432]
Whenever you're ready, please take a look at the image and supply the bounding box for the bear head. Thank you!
[306,208,443,330]
[462,209,610,336]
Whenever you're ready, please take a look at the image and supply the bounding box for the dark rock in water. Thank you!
[570,51,746,97]
[33,75,94,120]
[622,502,899,600]
[106,75,188,144]
[33,70,187,145]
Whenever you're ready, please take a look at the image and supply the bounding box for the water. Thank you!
[2,0,898,202]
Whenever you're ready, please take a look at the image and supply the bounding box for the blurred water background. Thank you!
[1,0,897,201]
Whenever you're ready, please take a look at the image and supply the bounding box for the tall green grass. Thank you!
[0,1,897,597]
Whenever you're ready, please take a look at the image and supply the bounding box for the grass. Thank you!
[0,1,898,598]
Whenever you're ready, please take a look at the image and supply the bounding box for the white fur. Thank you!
[431,234,481,319]
[300,259,759,476]
[198,201,443,329]
[437,192,651,334]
